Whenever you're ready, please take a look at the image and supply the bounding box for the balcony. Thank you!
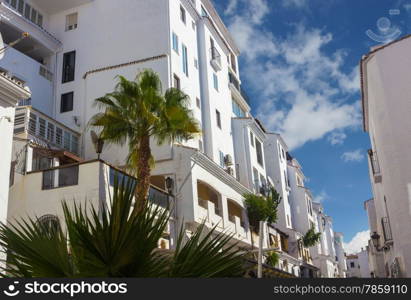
[0,2,61,59]
[381,217,393,243]
[210,47,222,71]
[228,71,251,106]
[368,149,382,183]
[14,106,80,155]
[31,0,93,14]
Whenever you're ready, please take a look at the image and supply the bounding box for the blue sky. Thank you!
[214,0,411,253]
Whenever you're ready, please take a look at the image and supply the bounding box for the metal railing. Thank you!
[381,217,393,242]
[42,165,79,190]
[368,149,381,175]
[228,71,250,105]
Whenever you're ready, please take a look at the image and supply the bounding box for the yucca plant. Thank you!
[0,176,244,277]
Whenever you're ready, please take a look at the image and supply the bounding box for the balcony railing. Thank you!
[14,106,80,155]
[210,47,222,71]
[228,71,250,105]
[109,168,171,210]
[42,165,79,190]
[381,217,393,243]
[368,149,382,183]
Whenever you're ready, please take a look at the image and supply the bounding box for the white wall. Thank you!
[364,37,411,276]
[0,47,53,115]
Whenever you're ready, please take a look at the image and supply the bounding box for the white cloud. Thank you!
[282,0,308,8]
[314,190,328,203]
[341,149,365,162]
[343,230,370,254]
[328,131,347,145]
[225,0,361,150]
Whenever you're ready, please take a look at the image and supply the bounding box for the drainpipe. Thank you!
[258,220,264,278]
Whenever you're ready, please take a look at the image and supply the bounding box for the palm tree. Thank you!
[0,176,244,277]
[89,70,200,213]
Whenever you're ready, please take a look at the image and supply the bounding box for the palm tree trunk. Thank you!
[133,134,151,215]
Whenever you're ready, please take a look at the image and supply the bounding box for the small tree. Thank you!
[265,251,280,268]
[243,187,281,231]
[301,227,321,247]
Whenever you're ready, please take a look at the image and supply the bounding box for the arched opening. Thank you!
[227,199,245,228]
[37,214,61,235]
[197,180,221,216]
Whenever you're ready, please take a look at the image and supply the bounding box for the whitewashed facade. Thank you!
[361,35,411,277]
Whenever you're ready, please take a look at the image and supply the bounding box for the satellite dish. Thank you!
[91,130,104,159]
[0,33,5,60]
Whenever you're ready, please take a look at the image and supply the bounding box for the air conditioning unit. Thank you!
[224,154,233,166]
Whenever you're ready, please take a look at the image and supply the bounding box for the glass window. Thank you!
[66,13,78,31]
[232,100,245,117]
[37,14,43,27]
[253,168,259,193]
[71,135,79,154]
[213,73,218,91]
[63,131,71,150]
[196,97,201,109]
[24,3,31,19]
[30,8,37,23]
[219,150,225,167]
[38,118,46,138]
[250,132,254,147]
[17,0,24,14]
[47,123,55,143]
[62,51,76,83]
[216,110,221,129]
[61,92,74,113]
[180,5,186,24]
[255,139,264,167]
[172,32,179,53]
[182,44,188,76]
[56,128,63,145]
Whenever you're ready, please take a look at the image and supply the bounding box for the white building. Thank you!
[1,0,345,278]
[364,198,385,277]
[361,34,411,277]
[334,232,347,278]
[0,68,30,224]
[346,248,371,278]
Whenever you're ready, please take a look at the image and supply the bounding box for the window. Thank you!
[201,5,208,17]
[307,197,313,216]
[350,262,355,268]
[219,150,225,167]
[232,100,245,117]
[37,14,43,27]
[62,51,76,83]
[253,168,259,193]
[71,135,79,154]
[180,5,186,24]
[196,97,201,109]
[192,21,196,30]
[61,92,74,113]
[260,175,267,193]
[30,8,37,23]
[56,128,63,145]
[9,0,17,9]
[213,73,218,91]
[255,139,264,167]
[64,131,71,150]
[199,140,203,152]
[216,110,221,129]
[47,123,55,142]
[287,215,290,227]
[284,170,289,187]
[66,13,78,31]
[172,32,179,53]
[173,74,180,90]
[250,132,254,147]
[24,3,31,19]
[194,58,198,69]
[38,118,46,138]
[17,0,24,14]
[182,44,188,76]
